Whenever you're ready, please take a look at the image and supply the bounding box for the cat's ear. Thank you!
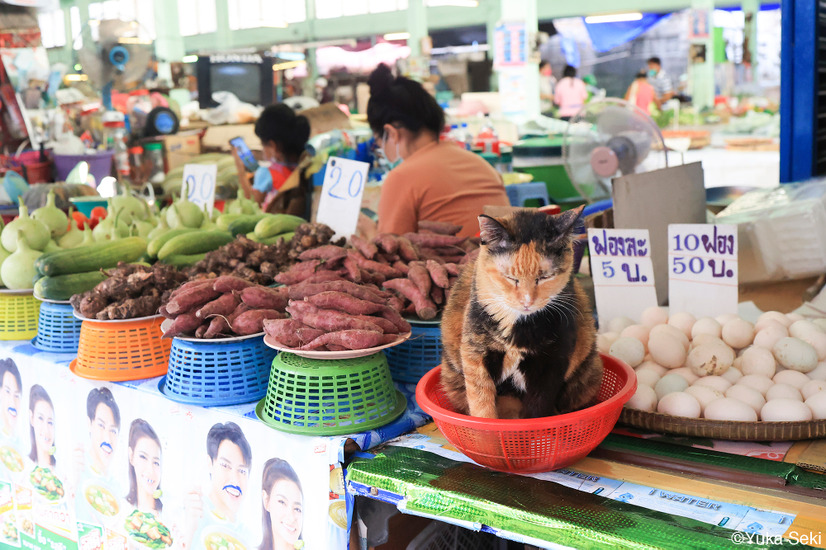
[478,215,510,248]
[550,205,584,237]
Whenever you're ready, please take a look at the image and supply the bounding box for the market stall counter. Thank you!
[0,339,427,550]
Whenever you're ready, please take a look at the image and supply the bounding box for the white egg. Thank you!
[715,313,739,325]
[641,306,669,328]
[773,369,812,389]
[739,346,777,378]
[773,337,818,373]
[670,367,700,384]
[650,324,690,351]
[625,384,658,412]
[786,313,805,323]
[807,362,826,381]
[637,360,668,376]
[620,324,651,351]
[753,323,789,350]
[761,399,813,422]
[668,312,696,339]
[608,316,636,335]
[654,374,689,400]
[766,383,803,402]
[634,367,662,388]
[691,317,722,340]
[812,318,826,332]
[804,390,826,419]
[685,385,724,410]
[789,320,824,338]
[704,398,758,421]
[693,375,732,393]
[597,333,616,354]
[609,337,645,368]
[725,384,766,414]
[685,341,735,376]
[737,374,774,396]
[796,331,826,362]
[757,310,792,328]
[690,334,726,350]
[721,318,754,349]
[657,392,701,418]
[721,366,743,384]
[801,379,826,400]
[648,333,687,369]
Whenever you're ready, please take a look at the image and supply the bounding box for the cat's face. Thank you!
[476,208,583,317]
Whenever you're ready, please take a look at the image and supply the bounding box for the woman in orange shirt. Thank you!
[363,64,509,239]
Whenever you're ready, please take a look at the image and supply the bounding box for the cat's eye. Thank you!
[505,276,519,286]
[537,273,555,283]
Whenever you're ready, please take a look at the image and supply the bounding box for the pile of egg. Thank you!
[602,308,826,422]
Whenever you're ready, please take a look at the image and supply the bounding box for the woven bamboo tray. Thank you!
[619,408,826,441]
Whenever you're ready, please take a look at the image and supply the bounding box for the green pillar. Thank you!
[497,0,539,120]
[214,0,231,50]
[59,0,89,67]
[303,0,318,98]
[742,0,758,76]
[689,0,715,111]
[153,0,184,84]
[407,0,427,59]
[485,0,500,91]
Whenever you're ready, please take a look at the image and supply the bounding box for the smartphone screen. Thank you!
[230,136,260,172]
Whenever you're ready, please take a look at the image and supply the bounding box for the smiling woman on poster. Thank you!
[27,384,66,502]
[259,458,304,550]
[0,359,25,478]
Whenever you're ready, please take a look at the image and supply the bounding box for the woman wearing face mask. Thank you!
[236,103,313,219]
[365,64,509,240]
[259,458,304,550]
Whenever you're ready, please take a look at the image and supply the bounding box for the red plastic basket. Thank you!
[415,354,636,473]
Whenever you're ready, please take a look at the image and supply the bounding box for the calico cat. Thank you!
[440,207,602,419]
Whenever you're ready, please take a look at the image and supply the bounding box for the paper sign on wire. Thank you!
[588,228,658,324]
[315,156,369,239]
[668,224,738,318]
[181,163,217,214]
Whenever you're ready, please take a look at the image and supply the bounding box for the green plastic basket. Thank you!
[256,352,406,436]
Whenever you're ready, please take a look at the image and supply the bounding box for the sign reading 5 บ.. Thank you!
[316,156,369,239]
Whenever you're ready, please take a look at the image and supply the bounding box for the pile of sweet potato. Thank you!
[160,276,288,339]
[273,220,478,320]
[264,277,411,351]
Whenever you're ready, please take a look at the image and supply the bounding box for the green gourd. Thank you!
[80,226,95,246]
[110,188,148,225]
[1,235,42,289]
[31,190,69,239]
[132,220,154,239]
[93,210,129,241]
[0,246,9,287]
[146,217,170,241]
[58,209,84,248]
[199,205,217,230]
[0,205,50,252]
[43,240,62,253]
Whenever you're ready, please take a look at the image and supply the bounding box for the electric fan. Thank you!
[562,98,668,203]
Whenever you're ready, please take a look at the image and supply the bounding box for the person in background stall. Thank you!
[625,71,656,114]
[539,61,557,115]
[646,56,674,108]
[234,104,313,219]
[259,458,304,550]
[361,63,509,240]
[553,65,588,121]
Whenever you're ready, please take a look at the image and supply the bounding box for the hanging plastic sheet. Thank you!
[583,13,670,53]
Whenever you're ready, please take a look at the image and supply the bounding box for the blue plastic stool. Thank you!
[160,335,276,406]
[505,182,550,207]
[385,322,442,383]
[33,302,82,353]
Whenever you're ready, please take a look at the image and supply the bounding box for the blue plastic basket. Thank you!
[384,322,442,383]
[33,301,82,352]
[159,335,276,406]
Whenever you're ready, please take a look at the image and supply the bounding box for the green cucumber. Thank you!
[227,214,269,236]
[147,228,197,258]
[157,230,234,260]
[256,231,295,245]
[35,237,147,278]
[215,213,246,231]
[253,214,305,239]
[34,271,108,301]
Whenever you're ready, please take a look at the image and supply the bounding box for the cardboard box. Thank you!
[160,131,202,171]
[202,124,260,152]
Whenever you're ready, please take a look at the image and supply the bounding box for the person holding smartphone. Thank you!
[233,103,313,220]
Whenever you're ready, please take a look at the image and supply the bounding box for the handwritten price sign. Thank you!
[181,164,217,215]
[315,156,369,239]
[588,229,658,323]
[668,224,738,318]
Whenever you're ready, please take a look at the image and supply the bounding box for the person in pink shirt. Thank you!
[625,72,655,114]
[554,65,588,120]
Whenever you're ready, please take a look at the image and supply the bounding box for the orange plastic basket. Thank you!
[415,354,636,473]
[70,315,170,381]
[0,290,41,340]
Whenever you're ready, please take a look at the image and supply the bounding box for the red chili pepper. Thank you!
[71,211,89,230]
[90,206,107,219]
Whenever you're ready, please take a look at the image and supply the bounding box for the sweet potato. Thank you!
[286,301,385,333]
[407,264,432,296]
[298,245,348,262]
[417,220,462,236]
[403,232,466,248]
[342,255,362,283]
[166,286,221,316]
[296,326,325,345]
[274,260,322,285]
[348,250,400,278]
[288,280,385,304]
[386,293,406,314]
[169,278,214,299]
[373,234,399,254]
[396,236,419,262]
[232,309,285,335]
[306,291,385,315]
[443,263,461,277]
[159,305,173,319]
[213,276,254,293]
[298,330,385,351]
[163,313,201,339]
[378,306,412,333]
[204,315,230,339]
[263,319,305,348]
[195,323,209,338]
[299,271,345,285]
[227,302,251,324]
[383,279,437,320]
[360,269,386,286]
[425,260,450,288]
[356,314,399,334]
[430,285,444,305]
[196,292,240,319]
[380,333,400,344]
[350,235,378,260]
[392,261,410,276]
[239,286,288,311]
